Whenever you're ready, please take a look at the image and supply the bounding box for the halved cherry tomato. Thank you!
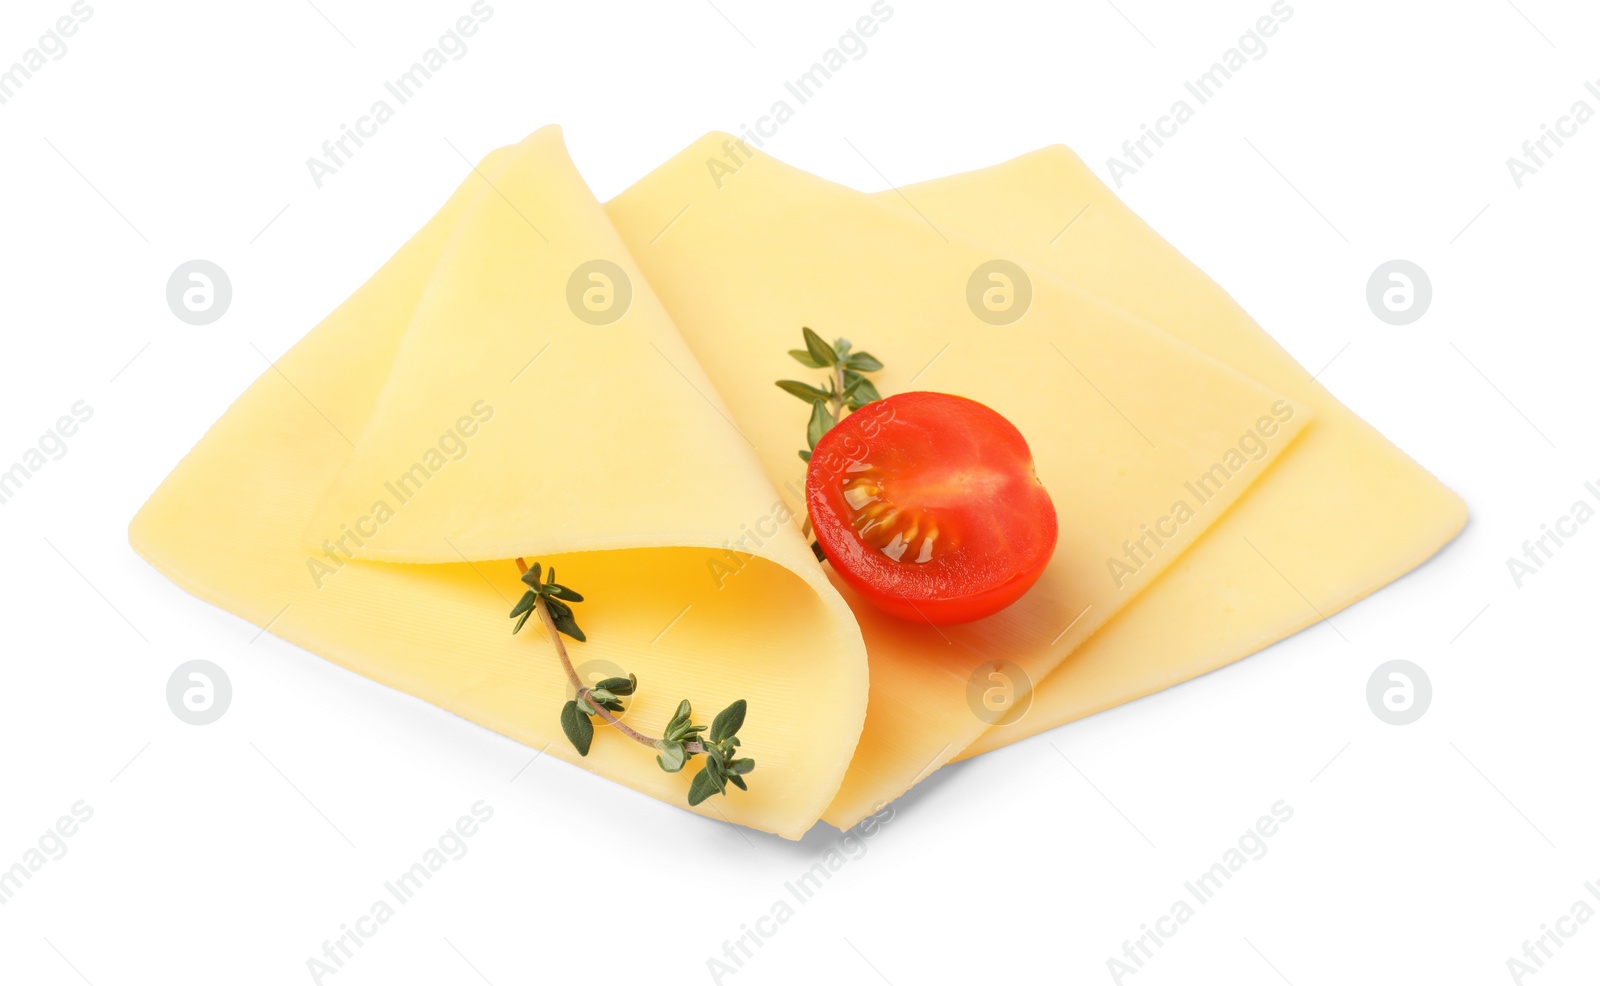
[805,391,1058,625]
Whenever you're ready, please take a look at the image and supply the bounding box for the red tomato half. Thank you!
[805,391,1058,625]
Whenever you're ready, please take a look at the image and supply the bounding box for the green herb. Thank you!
[777,327,884,462]
[510,559,753,808]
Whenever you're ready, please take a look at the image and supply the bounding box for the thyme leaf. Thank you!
[510,559,754,808]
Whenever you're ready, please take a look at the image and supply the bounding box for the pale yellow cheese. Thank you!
[876,148,1468,759]
[131,127,1450,839]
[603,135,1311,829]
[130,128,870,840]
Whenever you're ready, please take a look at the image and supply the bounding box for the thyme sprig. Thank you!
[510,559,753,807]
[777,327,884,463]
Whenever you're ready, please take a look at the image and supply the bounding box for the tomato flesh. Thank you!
[805,391,1058,625]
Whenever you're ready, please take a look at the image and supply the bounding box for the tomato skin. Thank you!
[805,391,1058,625]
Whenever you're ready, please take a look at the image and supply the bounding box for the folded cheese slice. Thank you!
[874,148,1468,759]
[129,127,869,839]
[604,135,1311,828]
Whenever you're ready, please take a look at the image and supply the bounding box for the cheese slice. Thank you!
[129,127,870,840]
[876,148,1468,759]
[133,127,1447,839]
[603,135,1311,829]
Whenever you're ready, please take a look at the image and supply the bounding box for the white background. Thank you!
[2,0,1597,983]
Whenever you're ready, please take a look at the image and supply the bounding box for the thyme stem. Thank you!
[515,558,704,755]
